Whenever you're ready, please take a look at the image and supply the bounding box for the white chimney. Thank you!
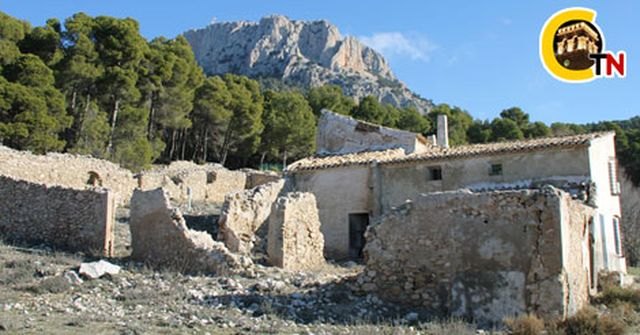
[437,114,449,148]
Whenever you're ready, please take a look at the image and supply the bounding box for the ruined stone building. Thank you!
[286,110,627,321]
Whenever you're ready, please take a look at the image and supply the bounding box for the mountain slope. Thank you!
[183,15,432,113]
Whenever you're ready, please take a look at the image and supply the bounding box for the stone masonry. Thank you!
[0,175,116,257]
[218,180,285,256]
[267,192,325,270]
[241,168,282,190]
[359,187,594,325]
[0,145,135,206]
[129,188,251,275]
[139,161,247,205]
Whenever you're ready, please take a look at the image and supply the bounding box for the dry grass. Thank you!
[504,314,545,335]
[557,306,626,335]
[596,285,640,308]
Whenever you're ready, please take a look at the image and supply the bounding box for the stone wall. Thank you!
[267,192,325,270]
[0,145,135,206]
[139,161,247,205]
[241,168,282,189]
[217,180,285,257]
[0,175,115,257]
[359,187,594,325]
[316,110,429,155]
[129,188,251,275]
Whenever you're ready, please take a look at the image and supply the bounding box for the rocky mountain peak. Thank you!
[183,15,432,113]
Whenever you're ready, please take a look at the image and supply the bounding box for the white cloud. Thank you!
[359,32,436,62]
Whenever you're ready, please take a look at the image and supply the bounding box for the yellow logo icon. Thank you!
[540,7,626,83]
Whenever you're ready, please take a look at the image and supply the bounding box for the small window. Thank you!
[613,217,623,256]
[428,166,442,181]
[489,163,503,176]
[609,158,620,195]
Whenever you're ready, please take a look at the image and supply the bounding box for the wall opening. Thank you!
[489,163,503,176]
[613,216,622,256]
[428,166,442,181]
[206,172,216,184]
[348,213,370,260]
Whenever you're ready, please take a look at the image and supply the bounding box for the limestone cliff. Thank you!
[183,15,432,113]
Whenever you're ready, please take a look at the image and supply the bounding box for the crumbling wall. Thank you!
[140,161,247,205]
[0,145,135,206]
[359,187,593,325]
[267,192,325,270]
[241,168,282,189]
[0,175,115,257]
[561,195,594,315]
[316,109,428,155]
[217,180,285,257]
[206,167,248,203]
[129,188,251,275]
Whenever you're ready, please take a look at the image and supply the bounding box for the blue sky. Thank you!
[2,1,638,124]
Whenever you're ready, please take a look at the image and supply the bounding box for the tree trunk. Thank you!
[259,152,266,170]
[180,128,187,160]
[168,129,177,161]
[106,98,120,154]
[203,128,208,162]
[282,149,288,169]
[147,92,156,140]
[220,127,233,167]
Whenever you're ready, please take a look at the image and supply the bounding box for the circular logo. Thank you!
[539,8,603,83]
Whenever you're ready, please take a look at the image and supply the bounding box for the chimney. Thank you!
[436,114,449,148]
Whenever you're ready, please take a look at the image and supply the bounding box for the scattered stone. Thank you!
[79,260,121,279]
[63,270,83,285]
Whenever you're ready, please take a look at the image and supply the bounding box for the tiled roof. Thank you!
[286,148,406,172]
[286,132,613,172]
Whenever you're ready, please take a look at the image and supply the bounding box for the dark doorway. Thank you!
[349,213,370,260]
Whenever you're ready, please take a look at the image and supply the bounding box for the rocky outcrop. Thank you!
[129,188,251,275]
[267,192,325,270]
[217,180,285,256]
[183,15,432,113]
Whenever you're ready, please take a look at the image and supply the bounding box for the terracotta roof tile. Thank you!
[286,148,406,172]
[286,131,613,172]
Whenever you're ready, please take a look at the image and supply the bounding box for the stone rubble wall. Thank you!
[0,145,135,206]
[217,180,285,256]
[139,161,247,205]
[359,187,593,325]
[129,188,251,275]
[316,110,428,155]
[267,192,325,270]
[240,168,282,189]
[0,175,115,257]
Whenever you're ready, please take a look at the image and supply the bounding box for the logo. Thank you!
[540,7,626,83]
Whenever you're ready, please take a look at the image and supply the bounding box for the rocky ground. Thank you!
[3,210,638,334]
[0,217,486,335]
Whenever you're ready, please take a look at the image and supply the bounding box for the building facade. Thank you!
[286,112,626,276]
